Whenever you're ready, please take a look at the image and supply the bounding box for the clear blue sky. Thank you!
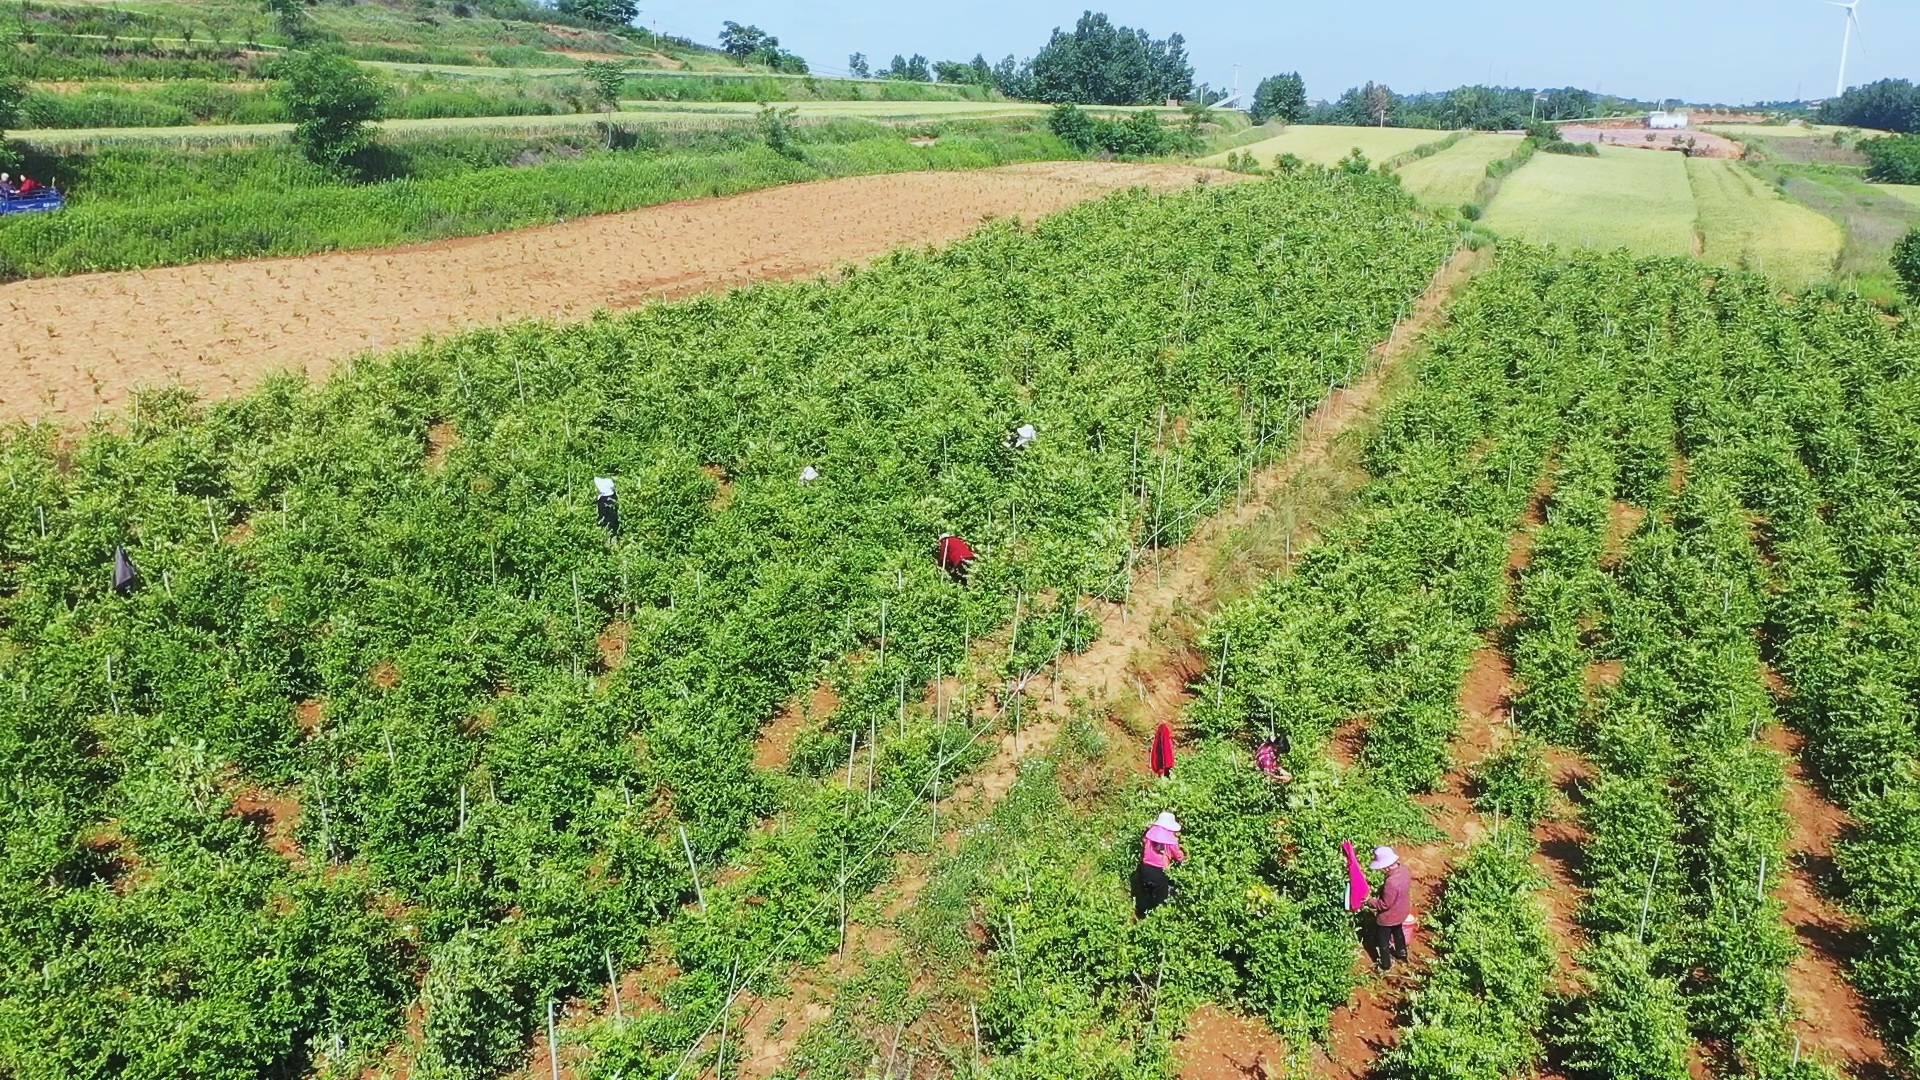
[637,0,1915,104]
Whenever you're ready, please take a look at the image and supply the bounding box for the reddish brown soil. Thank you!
[595,620,631,672]
[1558,125,1743,159]
[424,421,459,472]
[1584,659,1624,688]
[1458,644,1514,729]
[1764,724,1896,1078]
[1178,1004,1286,1080]
[370,661,400,689]
[233,786,304,863]
[752,679,840,770]
[294,698,324,735]
[0,163,1237,426]
[699,464,735,511]
[1604,501,1647,564]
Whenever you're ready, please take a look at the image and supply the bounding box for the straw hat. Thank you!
[1369,846,1399,870]
[1154,811,1182,833]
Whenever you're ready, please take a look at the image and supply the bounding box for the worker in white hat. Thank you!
[1135,811,1187,918]
[1364,846,1412,971]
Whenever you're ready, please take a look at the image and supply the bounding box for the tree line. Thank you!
[1818,78,1920,134]
[1246,72,1635,130]
[853,11,1193,105]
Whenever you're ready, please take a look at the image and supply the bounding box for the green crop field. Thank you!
[1480,145,1698,256]
[1198,124,1443,168]
[1392,132,1524,206]
[1686,157,1843,286]
[8,101,1173,146]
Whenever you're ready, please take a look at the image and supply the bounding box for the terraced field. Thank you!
[1199,123,1442,168]
[1685,156,1843,286]
[1393,132,1523,206]
[1480,145,1698,256]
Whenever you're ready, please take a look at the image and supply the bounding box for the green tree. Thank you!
[259,0,309,44]
[1894,227,1920,305]
[271,49,383,168]
[718,21,771,60]
[883,54,931,81]
[1861,135,1920,184]
[1818,77,1920,133]
[579,60,628,110]
[847,52,871,78]
[1250,71,1306,124]
[555,0,636,26]
[1024,11,1193,105]
[757,102,802,159]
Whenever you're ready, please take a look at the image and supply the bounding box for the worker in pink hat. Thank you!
[1363,846,1412,971]
[1135,811,1187,918]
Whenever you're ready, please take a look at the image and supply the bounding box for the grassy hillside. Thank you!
[0,118,1077,278]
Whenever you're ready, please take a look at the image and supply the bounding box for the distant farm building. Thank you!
[1646,111,1690,130]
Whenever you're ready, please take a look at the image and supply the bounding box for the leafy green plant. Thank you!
[1470,736,1554,828]
[1551,935,1693,1080]
[1893,226,1920,304]
[270,49,385,168]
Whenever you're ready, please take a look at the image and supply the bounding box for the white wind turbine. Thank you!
[1830,0,1862,98]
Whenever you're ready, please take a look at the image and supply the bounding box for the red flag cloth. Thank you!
[1150,721,1176,777]
[1342,840,1372,911]
[938,535,974,569]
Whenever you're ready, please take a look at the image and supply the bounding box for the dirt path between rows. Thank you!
[718,247,1494,1080]
[0,162,1235,426]
[1765,723,1897,1079]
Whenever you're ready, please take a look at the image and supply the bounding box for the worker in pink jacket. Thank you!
[1364,846,1412,971]
[1135,811,1187,918]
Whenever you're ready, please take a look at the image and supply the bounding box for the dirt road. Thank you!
[0,162,1233,425]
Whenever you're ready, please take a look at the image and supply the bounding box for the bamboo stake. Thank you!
[547,1001,560,1080]
[605,949,623,1023]
[679,825,705,913]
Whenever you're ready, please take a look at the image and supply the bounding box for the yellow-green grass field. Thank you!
[1877,183,1920,209]
[1705,122,1888,139]
[1480,145,1698,257]
[1391,132,1524,207]
[1480,146,1844,286]
[1198,124,1441,168]
[1686,157,1843,285]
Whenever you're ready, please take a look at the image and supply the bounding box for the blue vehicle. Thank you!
[0,188,66,216]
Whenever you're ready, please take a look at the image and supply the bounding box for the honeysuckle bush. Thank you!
[0,172,1450,1078]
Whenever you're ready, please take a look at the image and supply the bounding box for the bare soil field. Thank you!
[0,162,1234,426]
[1559,125,1743,159]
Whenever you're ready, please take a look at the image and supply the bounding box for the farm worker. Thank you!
[1364,846,1413,972]
[1007,423,1038,450]
[1135,811,1187,918]
[1255,735,1292,783]
[935,533,975,583]
[0,173,9,195]
[594,477,619,536]
[799,465,819,483]
[16,176,41,195]
[1150,720,1176,777]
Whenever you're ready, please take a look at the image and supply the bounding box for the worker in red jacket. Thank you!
[1364,846,1413,971]
[935,533,975,583]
